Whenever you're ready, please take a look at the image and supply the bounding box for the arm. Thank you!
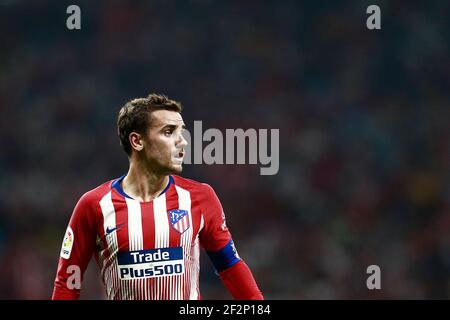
[199,184,264,300]
[52,193,98,300]
[207,239,264,300]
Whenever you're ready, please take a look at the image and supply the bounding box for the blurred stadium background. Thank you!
[0,0,448,299]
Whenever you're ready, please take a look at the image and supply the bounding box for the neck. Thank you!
[121,161,170,202]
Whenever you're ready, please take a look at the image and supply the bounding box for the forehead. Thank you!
[149,109,184,127]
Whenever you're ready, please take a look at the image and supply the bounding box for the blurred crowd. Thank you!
[0,0,448,299]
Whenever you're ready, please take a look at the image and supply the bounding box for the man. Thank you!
[52,94,263,300]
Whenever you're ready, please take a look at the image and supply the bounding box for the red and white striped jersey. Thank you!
[52,175,234,300]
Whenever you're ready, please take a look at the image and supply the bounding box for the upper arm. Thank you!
[198,184,232,252]
[198,184,241,271]
[53,192,98,298]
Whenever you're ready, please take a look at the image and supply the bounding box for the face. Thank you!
[139,110,188,175]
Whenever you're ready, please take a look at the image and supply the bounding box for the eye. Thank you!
[164,130,173,137]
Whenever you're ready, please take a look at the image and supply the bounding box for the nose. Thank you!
[177,132,188,148]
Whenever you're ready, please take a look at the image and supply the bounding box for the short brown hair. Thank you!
[117,93,183,155]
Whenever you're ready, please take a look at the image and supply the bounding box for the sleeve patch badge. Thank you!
[60,226,74,259]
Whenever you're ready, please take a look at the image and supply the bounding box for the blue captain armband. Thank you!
[206,239,241,273]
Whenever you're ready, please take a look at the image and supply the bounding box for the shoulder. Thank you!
[172,175,218,200]
[172,175,222,209]
[172,175,213,193]
[76,179,114,208]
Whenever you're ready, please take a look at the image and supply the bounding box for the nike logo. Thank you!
[106,224,124,235]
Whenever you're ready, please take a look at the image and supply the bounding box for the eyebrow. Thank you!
[161,124,186,130]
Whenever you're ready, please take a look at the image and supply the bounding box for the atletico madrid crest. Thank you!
[168,209,190,234]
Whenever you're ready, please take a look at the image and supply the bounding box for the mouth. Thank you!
[172,151,184,163]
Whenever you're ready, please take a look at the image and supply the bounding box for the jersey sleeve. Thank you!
[52,192,98,300]
[198,184,264,299]
[198,184,233,252]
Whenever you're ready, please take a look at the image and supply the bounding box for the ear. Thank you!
[129,132,144,152]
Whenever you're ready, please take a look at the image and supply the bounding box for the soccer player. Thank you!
[52,94,263,300]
